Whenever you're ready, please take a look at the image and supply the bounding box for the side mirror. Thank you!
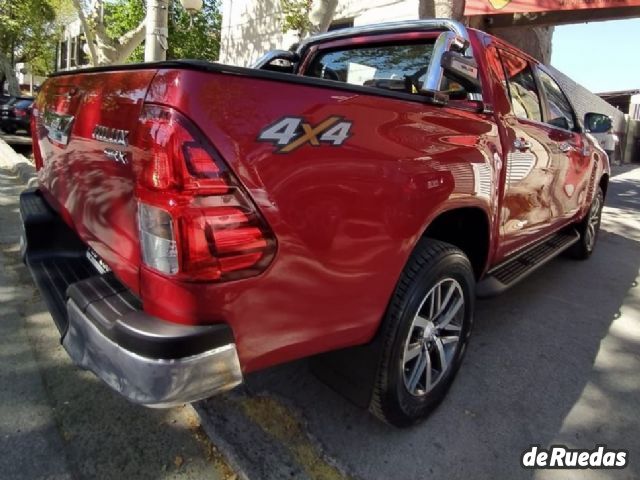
[584,112,612,133]
[253,50,300,74]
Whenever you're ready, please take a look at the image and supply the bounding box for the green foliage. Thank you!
[104,0,146,62]
[103,0,222,63]
[0,0,60,75]
[280,0,312,36]
[168,0,221,61]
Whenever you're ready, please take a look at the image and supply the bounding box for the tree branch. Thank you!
[71,0,99,66]
[308,0,338,34]
[114,18,146,63]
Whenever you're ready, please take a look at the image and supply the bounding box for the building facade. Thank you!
[220,0,419,67]
[56,19,90,72]
[13,63,46,95]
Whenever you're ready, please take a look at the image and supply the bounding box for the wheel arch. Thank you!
[599,172,610,199]
[418,206,491,280]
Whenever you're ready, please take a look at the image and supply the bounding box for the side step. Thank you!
[476,230,580,298]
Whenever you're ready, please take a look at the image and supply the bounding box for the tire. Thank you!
[568,186,604,260]
[369,238,475,427]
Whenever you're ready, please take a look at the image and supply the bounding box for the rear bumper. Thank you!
[20,188,242,407]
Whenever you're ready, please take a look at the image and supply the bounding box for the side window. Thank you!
[537,69,576,131]
[498,49,542,122]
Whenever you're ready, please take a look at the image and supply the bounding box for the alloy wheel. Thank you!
[402,278,465,396]
[584,192,602,251]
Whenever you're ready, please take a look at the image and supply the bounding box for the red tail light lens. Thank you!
[134,104,276,282]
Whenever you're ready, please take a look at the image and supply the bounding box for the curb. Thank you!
[0,137,37,187]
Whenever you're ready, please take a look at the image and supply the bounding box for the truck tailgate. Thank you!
[33,69,158,294]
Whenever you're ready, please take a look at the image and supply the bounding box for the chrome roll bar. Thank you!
[297,19,471,50]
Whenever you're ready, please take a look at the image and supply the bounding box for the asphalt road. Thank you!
[0,161,237,480]
[199,165,640,480]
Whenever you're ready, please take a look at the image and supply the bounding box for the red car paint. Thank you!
[31,28,608,373]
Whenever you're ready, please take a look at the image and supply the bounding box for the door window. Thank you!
[537,69,576,131]
[498,50,542,122]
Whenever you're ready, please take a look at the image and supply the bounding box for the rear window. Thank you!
[305,42,435,95]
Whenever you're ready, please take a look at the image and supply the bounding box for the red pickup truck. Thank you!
[22,19,609,426]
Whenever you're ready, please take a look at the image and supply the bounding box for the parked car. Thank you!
[0,97,34,134]
[0,94,12,105]
[22,19,609,427]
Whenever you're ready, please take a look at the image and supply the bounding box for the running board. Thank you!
[476,230,580,298]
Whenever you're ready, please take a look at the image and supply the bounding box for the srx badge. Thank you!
[258,116,353,153]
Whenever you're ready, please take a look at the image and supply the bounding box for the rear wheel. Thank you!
[569,186,604,260]
[369,239,475,427]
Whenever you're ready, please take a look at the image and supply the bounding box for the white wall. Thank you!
[219,0,298,66]
[14,63,46,93]
[219,0,419,67]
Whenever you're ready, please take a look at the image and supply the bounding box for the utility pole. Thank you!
[145,0,169,62]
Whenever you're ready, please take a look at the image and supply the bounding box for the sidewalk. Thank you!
[0,139,237,480]
[0,166,73,480]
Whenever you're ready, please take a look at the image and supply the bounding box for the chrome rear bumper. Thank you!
[21,188,243,407]
[64,298,242,407]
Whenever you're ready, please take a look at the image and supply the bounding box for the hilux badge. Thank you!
[92,125,129,146]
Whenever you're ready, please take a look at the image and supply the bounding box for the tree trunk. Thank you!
[308,0,338,34]
[71,0,99,66]
[71,0,147,66]
[0,53,20,96]
[116,20,147,64]
[417,0,553,64]
[418,0,465,20]
[491,26,554,64]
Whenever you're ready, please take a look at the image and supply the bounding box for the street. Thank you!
[0,142,638,479]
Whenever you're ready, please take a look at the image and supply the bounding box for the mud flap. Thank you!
[309,335,386,409]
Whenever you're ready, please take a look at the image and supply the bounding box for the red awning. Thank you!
[465,0,640,15]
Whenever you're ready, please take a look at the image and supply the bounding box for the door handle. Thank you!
[513,139,532,151]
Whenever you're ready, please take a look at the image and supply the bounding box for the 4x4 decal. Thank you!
[258,116,353,153]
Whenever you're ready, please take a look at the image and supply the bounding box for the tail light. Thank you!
[15,109,27,118]
[134,105,275,282]
[138,203,178,274]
